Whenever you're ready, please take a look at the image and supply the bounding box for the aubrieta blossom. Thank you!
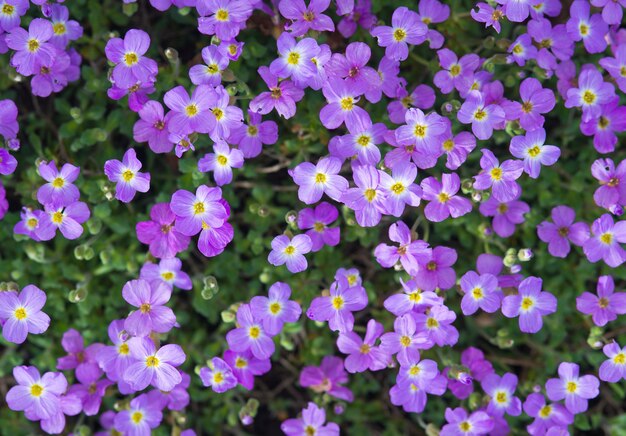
[164,85,216,135]
[421,173,472,222]
[581,97,626,154]
[327,42,380,95]
[591,158,626,211]
[56,329,103,383]
[278,0,335,36]
[471,2,504,33]
[68,373,112,416]
[0,99,19,142]
[370,6,427,61]
[198,141,244,186]
[457,91,505,140]
[48,5,83,49]
[0,0,28,32]
[496,0,533,22]
[433,49,480,94]
[508,34,537,67]
[446,347,495,400]
[396,108,447,156]
[189,45,229,86]
[341,164,387,227]
[441,407,494,436]
[297,202,340,252]
[389,362,447,414]
[374,221,431,275]
[229,110,278,158]
[133,100,173,153]
[460,271,502,316]
[196,0,252,40]
[509,128,560,179]
[122,279,176,336]
[36,201,90,241]
[96,320,134,385]
[537,205,589,258]
[380,313,429,361]
[546,362,600,414]
[600,45,626,94]
[383,278,442,316]
[170,185,228,237]
[440,130,476,171]
[565,66,615,122]
[386,83,434,123]
[249,66,304,119]
[299,356,354,402]
[479,194,530,238]
[565,0,608,54]
[576,275,626,327]
[473,149,524,202]
[204,84,243,142]
[379,162,422,217]
[523,393,574,436]
[267,233,312,273]
[291,156,348,205]
[6,18,56,76]
[0,285,50,344]
[337,319,389,373]
[415,304,459,348]
[281,402,340,436]
[13,208,46,241]
[113,393,162,435]
[199,357,237,393]
[104,29,157,88]
[502,276,557,334]
[335,117,387,165]
[104,148,150,203]
[307,275,368,333]
[583,214,626,268]
[6,366,67,420]
[123,337,185,392]
[599,342,626,383]
[415,246,457,292]
[223,349,271,390]
[481,372,522,417]
[0,148,17,175]
[527,18,574,71]
[107,78,155,113]
[136,202,190,259]
[226,303,275,360]
[505,78,556,131]
[269,33,318,84]
[36,161,80,207]
[320,77,370,131]
[250,282,301,335]
[139,258,192,291]
[146,371,189,411]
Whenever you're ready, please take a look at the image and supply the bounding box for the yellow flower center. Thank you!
[364,188,377,202]
[284,245,296,255]
[393,28,406,42]
[414,124,427,138]
[472,287,484,299]
[409,365,421,376]
[566,381,578,393]
[340,97,354,111]
[474,109,488,120]
[539,405,552,418]
[269,302,281,314]
[459,421,472,432]
[521,101,533,113]
[305,426,316,436]
[52,177,65,188]
[53,22,66,35]
[249,326,261,339]
[400,335,411,347]
[492,9,503,20]
[215,8,229,21]
[497,203,509,214]
[582,90,596,105]
[357,135,370,147]
[161,271,175,281]
[490,167,503,180]
[438,192,450,203]
[409,292,422,303]
[193,202,205,215]
[118,343,129,355]
[512,44,523,55]
[235,357,248,368]
[206,63,219,74]
[495,391,507,403]
[426,317,439,328]
[315,172,327,183]
[2,4,15,14]
[332,296,344,310]
[27,39,40,52]
[303,10,315,21]
[401,96,413,108]
[600,232,613,245]
[614,353,626,365]
[124,52,138,66]
[131,411,143,424]
[27,218,38,229]
[442,139,454,151]
[287,51,300,65]
[390,183,405,195]
[521,297,534,310]
[271,87,282,99]
[213,371,224,383]
[313,222,325,232]
[185,104,199,117]
[14,307,27,320]
[598,116,610,129]
[426,261,437,271]
[52,211,64,224]
[528,145,541,157]
[598,297,610,308]
[145,356,159,367]
[217,155,228,166]
[212,107,224,120]
[140,303,151,313]
[247,124,258,136]
[579,23,589,36]
[360,344,371,354]
[620,66,626,77]
[450,64,461,76]
[30,384,43,397]
[122,169,134,182]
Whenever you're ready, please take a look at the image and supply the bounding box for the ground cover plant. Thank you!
[1,0,626,434]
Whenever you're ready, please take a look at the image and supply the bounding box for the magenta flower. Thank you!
[0,148,17,175]
[337,319,389,373]
[164,85,216,135]
[104,148,150,203]
[591,158,626,211]
[0,99,19,141]
[198,141,244,186]
[36,201,90,241]
[441,407,494,436]
[379,162,422,217]
[114,393,162,435]
[565,0,608,54]
[170,185,228,236]
[281,402,340,436]
[249,67,304,119]
[446,347,495,400]
[122,279,176,336]
[136,202,191,259]
[583,214,626,267]
[6,18,55,76]
[139,258,192,291]
[204,85,243,142]
[576,275,626,327]
[199,357,237,393]
[458,91,505,140]
[341,164,387,227]
[481,372,521,417]
[250,282,301,335]
[380,313,428,361]
[537,206,589,258]
[580,97,626,154]
[267,234,312,273]
[460,271,502,316]
[599,342,626,383]
[189,45,229,86]
[124,337,185,392]
[383,278,442,316]
[299,356,354,402]
[421,173,472,222]
[546,362,600,414]
[197,0,252,40]
[320,77,370,131]
[307,275,368,333]
[291,156,348,204]
[278,0,335,36]
[527,18,573,70]
[36,161,80,207]
[502,276,557,334]
[374,221,430,275]
[413,246,457,291]
[387,83,434,123]
[226,303,275,360]
[506,78,556,131]
[433,48,480,94]
[108,78,155,113]
[523,393,574,435]
[145,370,189,411]
[0,285,49,344]
[473,149,523,202]
[297,202,340,252]
[509,128,560,179]
[565,67,615,122]
[56,329,103,383]
[326,42,380,94]
[104,29,157,88]
[269,33,318,84]
[6,366,67,420]
[223,349,271,390]
[133,100,173,153]
[228,110,278,158]
[370,6,427,61]
[197,211,234,258]
[479,195,530,238]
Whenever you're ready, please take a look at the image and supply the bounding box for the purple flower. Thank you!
[291,156,348,204]
[320,77,370,131]
[170,185,228,236]
[297,202,340,252]
[299,356,354,402]
[13,208,46,241]
[307,275,368,333]
[580,97,626,154]
[104,29,157,88]
[509,128,560,179]
[107,78,155,113]
[249,66,304,119]
[226,303,275,360]
[460,271,502,316]
[576,275,626,327]
[136,202,191,259]
[114,393,163,435]
[146,371,190,411]
[124,337,185,392]
[267,234,312,273]
[496,0,532,22]
[415,304,459,347]
[133,101,173,154]
[36,201,90,241]
[164,85,217,135]
[0,98,19,141]
[104,148,150,203]
[56,329,103,383]
[36,161,80,207]
[389,372,447,413]
[565,66,615,123]
[48,5,83,49]
[591,0,626,24]
[506,78,556,131]
[326,42,380,95]
[379,162,422,217]
[0,148,17,175]
[433,49,480,94]
[471,3,504,33]
[473,149,523,202]
[383,278,442,316]
[396,107,447,154]
[566,0,608,54]
[197,212,234,258]
[96,320,134,384]
[374,220,431,275]
[139,258,192,291]
[223,349,271,390]
[502,276,557,334]
[421,173,472,222]
[0,285,49,344]
[599,45,626,94]
[278,0,335,36]
[447,347,495,400]
[6,18,56,76]
[198,141,244,186]
[599,342,626,383]
[414,246,457,291]
[592,158,626,211]
[441,407,494,436]
[341,164,387,227]
[204,85,243,142]
[281,402,340,436]
[583,214,626,267]
[523,393,574,435]
[189,45,229,86]
[481,372,522,417]
[479,194,530,238]
[6,366,67,420]
[527,18,573,70]
[537,206,589,258]
[200,356,238,393]
[269,33,318,85]
[546,362,600,414]
[335,117,387,165]
[250,282,301,335]
[0,0,28,32]
[370,6,427,61]
[122,279,176,336]
[337,319,389,373]
[68,376,112,416]
[228,110,278,158]
[197,0,252,40]
[458,91,505,140]
[508,34,537,67]
[440,130,476,171]
[380,313,429,361]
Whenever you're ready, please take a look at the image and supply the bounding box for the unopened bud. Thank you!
[518,248,533,261]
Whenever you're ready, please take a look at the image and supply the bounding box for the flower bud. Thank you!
[517,248,533,261]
